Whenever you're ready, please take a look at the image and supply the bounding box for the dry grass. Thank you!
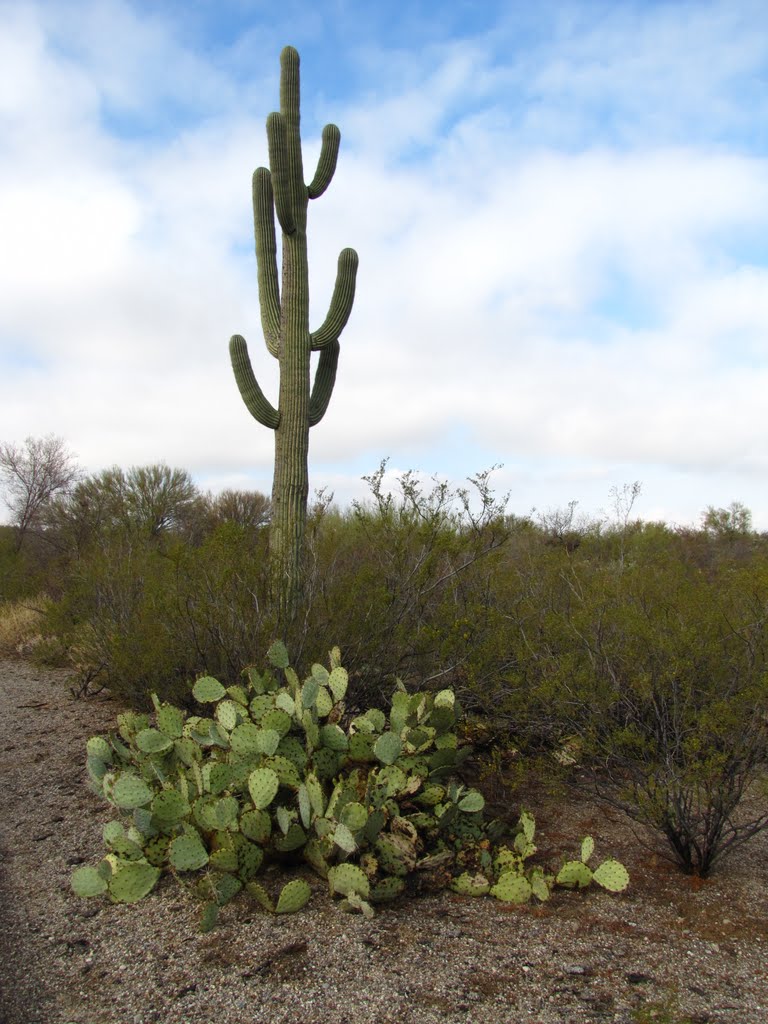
[0,594,49,656]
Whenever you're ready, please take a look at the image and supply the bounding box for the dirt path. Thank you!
[1,657,767,1024]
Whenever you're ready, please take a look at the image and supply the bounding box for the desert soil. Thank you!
[1,657,766,1024]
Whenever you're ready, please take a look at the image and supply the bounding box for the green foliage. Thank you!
[18,446,768,880]
[73,644,627,926]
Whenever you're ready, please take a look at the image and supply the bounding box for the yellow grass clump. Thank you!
[0,596,50,656]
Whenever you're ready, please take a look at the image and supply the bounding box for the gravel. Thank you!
[1,657,766,1024]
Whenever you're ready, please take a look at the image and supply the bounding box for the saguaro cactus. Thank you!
[229,46,358,616]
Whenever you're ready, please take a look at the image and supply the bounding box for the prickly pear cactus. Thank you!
[72,641,629,929]
[592,859,630,892]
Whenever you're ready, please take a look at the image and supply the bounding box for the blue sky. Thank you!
[2,0,768,527]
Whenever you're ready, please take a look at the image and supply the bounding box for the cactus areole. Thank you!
[229,45,358,617]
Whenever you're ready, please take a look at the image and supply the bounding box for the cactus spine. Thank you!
[229,46,358,616]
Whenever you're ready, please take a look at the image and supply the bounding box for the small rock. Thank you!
[625,972,653,985]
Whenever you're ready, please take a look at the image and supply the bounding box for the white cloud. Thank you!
[2,0,768,528]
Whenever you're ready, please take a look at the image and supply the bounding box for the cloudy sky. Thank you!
[2,0,768,528]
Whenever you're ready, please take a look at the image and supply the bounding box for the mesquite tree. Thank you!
[229,46,358,618]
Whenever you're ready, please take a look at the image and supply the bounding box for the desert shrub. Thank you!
[44,517,276,704]
[294,464,510,706]
[44,531,192,702]
[479,543,768,876]
[581,558,768,876]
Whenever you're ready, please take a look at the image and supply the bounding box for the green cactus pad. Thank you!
[581,836,595,864]
[415,784,445,807]
[192,676,227,703]
[433,721,457,743]
[213,796,240,830]
[376,764,407,797]
[112,775,154,810]
[406,812,437,832]
[518,810,536,842]
[333,822,357,854]
[240,808,272,844]
[169,832,209,871]
[348,732,376,762]
[513,831,537,859]
[215,699,243,732]
[305,773,325,817]
[403,725,435,752]
[86,736,112,760]
[206,762,233,796]
[491,873,533,903]
[103,821,124,845]
[276,878,312,913]
[226,684,249,707]
[199,901,219,933]
[328,666,348,702]
[117,710,149,742]
[275,691,295,716]
[87,756,109,784]
[229,722,261,757]
[328,863,370,899]
[262,708,292,737]
[245,667,270,695]
[370,875,406,903]
[276,803,294,835]
[312,747,340,780]
[340,801,368,832]
[156,704,185,738]
[173,737,200,766]
[246,879,275,912]
[556,860,593,889]
[237,841,264,880]
[273,733,304,768]
[249,694,275,720]
[151,789,190,825]
[451,872,491,897]
[304,838,331,878]
[248,767,280,809]
[315,686,334,718]
[301,677,319,709]
[311,662,330,685]
[273,823,306,852]
[592,859,630,892]
[457,790,485,813]
[318,723,348,752]
[209,847,239,872]
[529,869,552,902]
[108,862,161,903]
[298,783,311,828]
[210,873,243,906]
[255,728,281,756]
[264,755,302,789]
[71,865,109,898]
[108,835,144,860]
[301,709,319,747]
[375,834,417,877]
[373,731,402,765]
[143,835,170,867]
[266,640,290,669]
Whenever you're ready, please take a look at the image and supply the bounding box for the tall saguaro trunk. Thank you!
[229,46,358,619]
